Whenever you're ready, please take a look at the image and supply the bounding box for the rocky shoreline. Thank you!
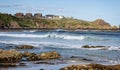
[0,44,120,70]
[0,45,61,67]
[60,63,120,70]
[0,28,120,32]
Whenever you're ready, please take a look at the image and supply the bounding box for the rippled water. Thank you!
[0,29,120,70]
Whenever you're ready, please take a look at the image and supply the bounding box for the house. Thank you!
[25,13,32,18]
[15,13,24,18]
[45,14,63,19]
[34,13,42,18]
[45,15,54,19]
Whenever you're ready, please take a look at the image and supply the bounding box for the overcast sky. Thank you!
[0,0,120,26]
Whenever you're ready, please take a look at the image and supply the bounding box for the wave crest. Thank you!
[0,33,85,40]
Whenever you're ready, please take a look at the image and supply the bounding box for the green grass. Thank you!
[0,13,111,29]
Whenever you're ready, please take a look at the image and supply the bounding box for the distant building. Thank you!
[34,13,42,18]
[15,13,24,18]
[59,15,64,19]
[25,13,32,18]
[45,15,54,19]
[45,14,63,19]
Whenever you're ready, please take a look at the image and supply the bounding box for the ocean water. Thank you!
[0,29,120,70]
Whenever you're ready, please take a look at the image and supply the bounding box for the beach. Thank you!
[0,29,120,70]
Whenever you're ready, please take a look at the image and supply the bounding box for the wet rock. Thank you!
[82,45,90,48]
[0,49,22,63]
[16,45,34,49]
[19,62,26,66]
[0,63,18,67]
[59,63,120,70]
[24,51,61,61]
[35,61,55,65]
[23,51,36,57]
[22,51,37,61]
[82,45,107,49]
[26,54,38,61]
[37,51,61,60]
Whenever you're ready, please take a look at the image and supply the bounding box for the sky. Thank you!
[0,0,120,26]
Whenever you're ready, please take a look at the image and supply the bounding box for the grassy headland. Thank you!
[0,13,117,30]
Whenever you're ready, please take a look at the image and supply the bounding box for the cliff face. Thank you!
[0,13,112,29]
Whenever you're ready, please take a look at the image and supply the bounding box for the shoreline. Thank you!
[0,28,120,32]
[0,45,120,70]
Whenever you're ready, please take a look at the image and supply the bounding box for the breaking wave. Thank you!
[0,33,85,40]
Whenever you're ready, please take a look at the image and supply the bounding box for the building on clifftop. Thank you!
[25,13,32,18]
[15,13,24,18]
[34,13,42,18]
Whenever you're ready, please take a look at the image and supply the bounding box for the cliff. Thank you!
[0,13,112,29]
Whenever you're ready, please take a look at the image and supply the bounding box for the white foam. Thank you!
[0,34,47,38]
[63,35,85,40]
[0,33,85,40]
[108,46,120,51]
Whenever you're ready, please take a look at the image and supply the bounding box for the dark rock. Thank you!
[40,69,44,70]
[16,45,34,49]
[19,62,26,66]
[0,63,18,67]
[0,49,22,63]
[81,45,90,48]
[35,61,55,65]
[82,45,108,49]
[71,56,79,58]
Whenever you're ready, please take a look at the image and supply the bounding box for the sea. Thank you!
[0,29,120,70]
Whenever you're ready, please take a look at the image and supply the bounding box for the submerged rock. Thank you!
[0,63,18,67]
[16,45,34,49]
[82,45,104,48]
[60,63,120,70]
[0,49,22,63]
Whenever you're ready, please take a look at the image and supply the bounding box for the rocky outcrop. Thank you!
[92,19,111,28]
[60,63,120,70]
[23,51,61,61]
[37,51,61,60]
[82,45,108,50]
[0,49,61,62]
[16,45,35,49]
[0,49,22,63]
[82,45,105,48]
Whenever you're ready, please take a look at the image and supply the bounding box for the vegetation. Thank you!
[0,13,112,29]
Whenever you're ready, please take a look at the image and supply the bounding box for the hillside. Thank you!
[0,13,112,29]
